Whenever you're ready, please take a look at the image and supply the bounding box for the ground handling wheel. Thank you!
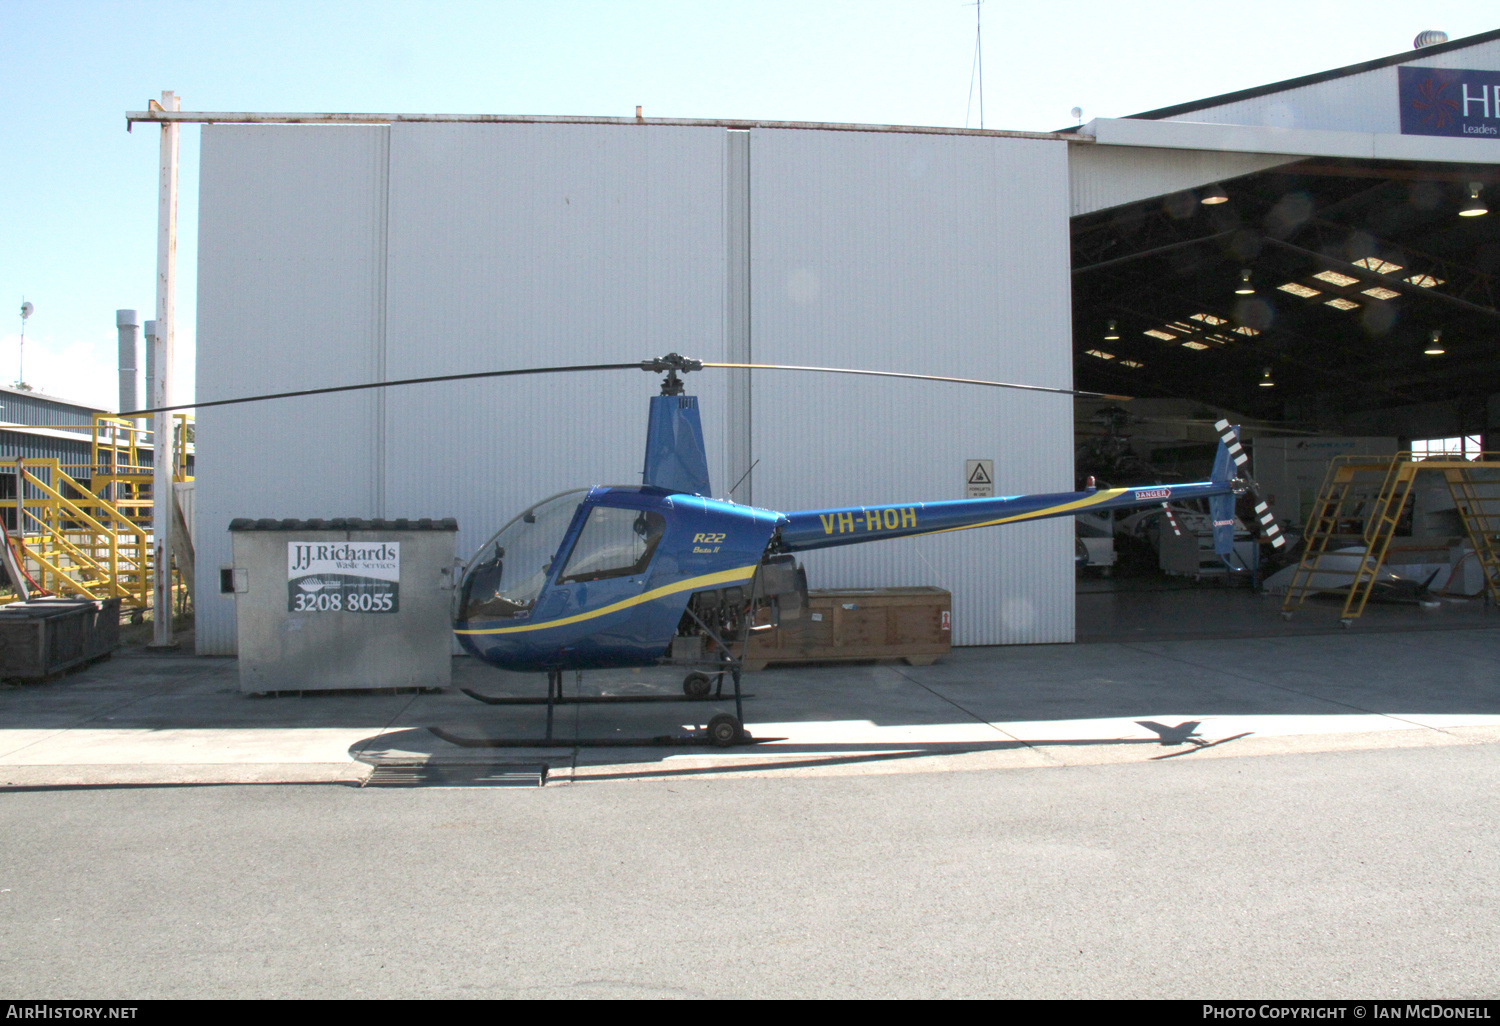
[683,672,713,698]
[707,713,742,748]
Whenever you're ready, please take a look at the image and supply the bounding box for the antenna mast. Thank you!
[17,299,32,390]
[964,0,985,130]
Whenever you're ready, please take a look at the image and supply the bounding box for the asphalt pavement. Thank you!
[1,744,1497,998]
[1,617,1497,996]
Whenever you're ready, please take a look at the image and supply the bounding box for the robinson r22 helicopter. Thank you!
[130,353,1285,748]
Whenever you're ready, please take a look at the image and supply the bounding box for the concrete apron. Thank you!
[2,628,1499,787]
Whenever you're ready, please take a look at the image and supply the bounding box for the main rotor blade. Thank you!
[118,361,645,417]
[119,353,1129,417]
[702,362,1132,401]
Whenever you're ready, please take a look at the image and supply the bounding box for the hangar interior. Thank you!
[1063,29,1500,635]
[187,28,1500,654]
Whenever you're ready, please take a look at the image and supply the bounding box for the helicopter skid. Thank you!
[459,687,751,705]
[428,726,772,748]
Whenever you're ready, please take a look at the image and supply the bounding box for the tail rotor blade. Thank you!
[1250,494,1287,550]
[1213,419,1287,551]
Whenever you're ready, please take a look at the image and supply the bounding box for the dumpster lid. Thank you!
[0,598,109,618]
[228,517,458,532]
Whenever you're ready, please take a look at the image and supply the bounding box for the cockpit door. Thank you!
[536,503,668,657]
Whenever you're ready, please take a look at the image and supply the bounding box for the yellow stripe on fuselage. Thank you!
[453,564,759,636]
[917,487,1133,537]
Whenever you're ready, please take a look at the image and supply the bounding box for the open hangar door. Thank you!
[1065,156,1500,639]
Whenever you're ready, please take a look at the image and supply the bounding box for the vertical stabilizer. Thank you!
[643,395,712,496]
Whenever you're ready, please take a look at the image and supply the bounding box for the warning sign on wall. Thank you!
[965,460,994,499]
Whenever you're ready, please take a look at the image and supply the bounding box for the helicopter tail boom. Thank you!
[777,428,1270,553]
[777,478,1235,553]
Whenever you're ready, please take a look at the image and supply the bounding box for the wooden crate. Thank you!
[740,587,950,671]
[0,597,121,680]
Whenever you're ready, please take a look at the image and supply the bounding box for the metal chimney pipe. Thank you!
[143,322,157,397]
[143,319,157,438]
[116,309,140,417]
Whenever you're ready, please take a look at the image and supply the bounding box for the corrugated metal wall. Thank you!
[0,430,92,465]
[379,121,731,566]
[196,123,731,653]
[196,122,1078,652]
[748,130,1075,645]
[0,389,99,427]
[195,125,392,654]
[1161,39,1500,133]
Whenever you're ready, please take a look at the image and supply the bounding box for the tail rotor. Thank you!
[1213,419,1287,554]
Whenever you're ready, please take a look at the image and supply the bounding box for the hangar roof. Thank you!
[1069,27,1500,434]
[1128,28,1500,123]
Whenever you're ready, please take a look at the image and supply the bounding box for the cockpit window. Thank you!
[457,490,586,622]
[558,506,665,584]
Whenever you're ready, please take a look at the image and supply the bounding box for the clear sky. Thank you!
[2,1,1495,411]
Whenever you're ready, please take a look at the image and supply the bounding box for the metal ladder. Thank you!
[1442,464,1500,605]
[1281,456,1396,622]
[1283,453,1500,624]
[1340,458,1419,622]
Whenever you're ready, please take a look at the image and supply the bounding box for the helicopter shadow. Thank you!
[347,623,1500,779]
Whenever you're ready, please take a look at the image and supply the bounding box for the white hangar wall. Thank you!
[195,122,1078,653]
[196,123,734,654]
[748,130,1076,645]
[376,121,734,608]
[1067,145,1297,217]
[196,125,392,656]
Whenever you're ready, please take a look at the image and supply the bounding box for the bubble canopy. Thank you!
[456,490,587,623]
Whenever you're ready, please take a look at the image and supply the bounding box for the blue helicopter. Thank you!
[445,354,1283,746]
[131,352,1284,747]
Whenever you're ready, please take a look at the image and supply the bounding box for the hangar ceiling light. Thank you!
[1425,328,1445,355]
[1459,183,1488,218]
[1200,183,1229,205]
[1182,340,1210,351]
[1144,328,1178,341]
[1324,297,1360,311]
[1361,286,1400,300]
[1103,319,1120,340]
[1312,270,1360,287]
[1235,269,1256,295]
[1279,282,1322,298]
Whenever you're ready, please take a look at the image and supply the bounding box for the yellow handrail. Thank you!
[0,458,153,608]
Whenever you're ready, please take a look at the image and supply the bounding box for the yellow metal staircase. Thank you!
[0,413,195,615]
[1,459,151,608]
[1281,452,1500,624]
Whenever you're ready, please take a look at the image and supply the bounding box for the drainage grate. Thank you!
[363,762,548,787]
